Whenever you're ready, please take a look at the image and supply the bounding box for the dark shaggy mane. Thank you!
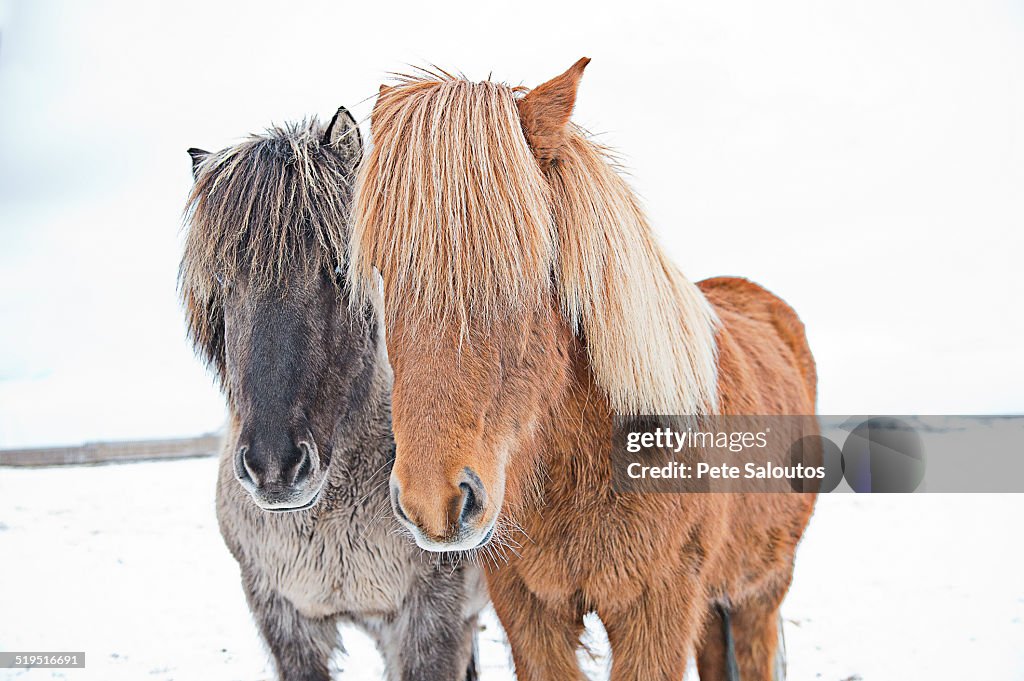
[179,118,359,378]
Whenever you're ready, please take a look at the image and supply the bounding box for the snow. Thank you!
[1,458,1022,680]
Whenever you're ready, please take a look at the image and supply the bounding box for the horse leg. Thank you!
[601,586,700,681]
[376,565,477,681]
[373,616,477,681]
[696,604,736,681]
[727,594,788,681]
[487,569,588,681]
[242,580,338,681]
[464,624,480,681]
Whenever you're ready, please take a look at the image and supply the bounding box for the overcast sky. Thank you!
[1,0,1021,447]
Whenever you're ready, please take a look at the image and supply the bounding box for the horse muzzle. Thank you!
[233,433,328,512]
[389,466,498,551]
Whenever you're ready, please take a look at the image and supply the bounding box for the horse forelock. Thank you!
[179,118,357,373]
[350,74,555,332]
[352,70,720,416]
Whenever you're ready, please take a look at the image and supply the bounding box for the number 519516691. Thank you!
[0,652,85,668]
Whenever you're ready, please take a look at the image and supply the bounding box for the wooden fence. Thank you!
[0,434,223,467]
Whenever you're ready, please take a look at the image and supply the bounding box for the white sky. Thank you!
[1,0,1021,447]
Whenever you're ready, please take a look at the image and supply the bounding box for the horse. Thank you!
[179,108,486,681]
[349,60,818,681]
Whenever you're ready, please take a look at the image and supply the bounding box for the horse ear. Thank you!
[187,148,209,178]
[517,57,590,165]
[323,105,363,165]
[369,84,394,129]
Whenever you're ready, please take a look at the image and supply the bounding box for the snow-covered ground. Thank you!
[1,458,1022,681]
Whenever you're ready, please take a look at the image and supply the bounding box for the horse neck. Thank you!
[535,332,618,496]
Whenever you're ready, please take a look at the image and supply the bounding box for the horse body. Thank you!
[350,59,818,680]
[487,277,817,680]
[181,110,484,681]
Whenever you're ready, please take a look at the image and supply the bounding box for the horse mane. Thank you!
[351,73,719,415]
[350,74,553,328]
[180,118,357,377]
[548,131,720,415]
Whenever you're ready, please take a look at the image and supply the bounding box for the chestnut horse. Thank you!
[351,59,817,680]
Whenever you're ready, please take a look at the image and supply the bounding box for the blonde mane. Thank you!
[350,76,553,327]
[549,131,719,414]
[351,74,719,415]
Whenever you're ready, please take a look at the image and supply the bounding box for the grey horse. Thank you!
[180,107,486,681]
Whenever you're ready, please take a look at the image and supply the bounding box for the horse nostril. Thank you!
[458,482,477,522]
[234,437,317,494]
[390,482,411,523]
[458,468,486,523]
[235,445,257,485]
[291,444,312,486]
